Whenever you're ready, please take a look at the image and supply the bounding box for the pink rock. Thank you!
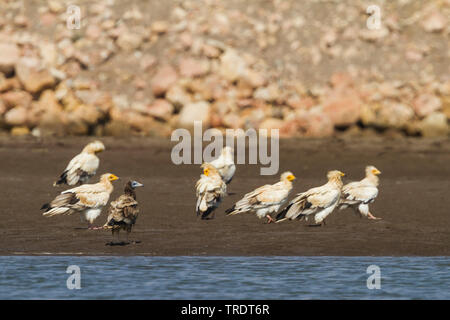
[219,49,247,82]
[413,93,442,118]
[422,11,447,33]
[116,30,143,51]
[259,118,284,132]
[202,44,221,58]
[14,15,28,28]
[166,84,192,108]
[4,107,28,126]
[178,101,211,127]
[151,21,169,34]
[86,24,103,40]
[70,104,103,126]
[420,112,449,137]
[38,90,63,113]
[210,113,224,127]
[279,119,300,137]
[244,70,267,88]
[330,72,354,89]
[361,102,414,129]
[222,113,243,129]
[145,99,174,121]
[253,84,280,102]
[179,58,210,78]
[322,88,362,126]
[286,96,315,110]
[151,65,178,97]
[0,43,20,74]
[1,91,33,109]
[296,111,334,137]
[179,32,193,49]
[359,27,389,42]
[405,49,424,62]
[15,58,55,93]
[140,54,157,71]
[0,99,6,116]
[40,12,57,27]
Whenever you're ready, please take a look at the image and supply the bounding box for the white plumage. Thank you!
[226,171,296,223]
[195,163,227,220]
[339,165,382,220]
[42,173,119,228]
[54,141,105,186]
[210,146,236,184]
[276,170,345,226]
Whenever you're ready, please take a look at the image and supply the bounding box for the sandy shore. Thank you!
[0,136,449,256]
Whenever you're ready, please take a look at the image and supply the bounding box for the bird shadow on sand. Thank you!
[105,240,142,246]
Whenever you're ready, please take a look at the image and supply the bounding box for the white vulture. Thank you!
[226,171,296,223]
[276,170,345,226]
[104,180,144,244]
[195,163,227,220]
[339,166,382,220]
[54,140,105,186]
[42,173,119,229]
[210,146,236,184]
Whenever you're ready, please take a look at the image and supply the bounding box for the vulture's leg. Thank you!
[266,215,275,224]
[367,212,381,220]
[88,221,102,230]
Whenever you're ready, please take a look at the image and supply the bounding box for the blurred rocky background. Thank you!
[0,0,449,138]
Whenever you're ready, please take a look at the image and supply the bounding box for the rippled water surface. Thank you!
[0,256,448,299]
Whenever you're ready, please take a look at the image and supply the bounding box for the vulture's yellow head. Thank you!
[201,163,218,177]
[101,173,119,183]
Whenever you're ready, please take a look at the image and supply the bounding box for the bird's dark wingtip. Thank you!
[275,205,290,221]
[54,170,68,186]
[225,205,235,215]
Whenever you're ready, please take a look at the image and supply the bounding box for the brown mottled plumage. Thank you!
[104,180,144,244]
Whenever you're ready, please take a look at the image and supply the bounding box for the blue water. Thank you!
[0,256,448,299]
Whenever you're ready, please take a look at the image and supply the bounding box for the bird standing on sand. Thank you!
[276,170,345,226]
[42,173,119,229]
[195,163,227,220]
[210,146,236,184]
[54,140,105,186]
[104,180,144,244]
[339,166,382,220]
[226,171,296,223]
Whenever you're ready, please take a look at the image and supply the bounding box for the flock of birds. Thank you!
[196,146,382,225]
[41,141,143,244]
[40,141,382,245]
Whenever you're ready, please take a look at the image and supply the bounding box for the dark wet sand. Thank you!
[0,136,449,256]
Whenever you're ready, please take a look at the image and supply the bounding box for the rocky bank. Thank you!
[0,0,449,138]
